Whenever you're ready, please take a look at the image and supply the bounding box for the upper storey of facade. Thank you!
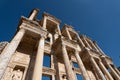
[0,8,119,80]
[18,9,106,55]
[13,8,113,65]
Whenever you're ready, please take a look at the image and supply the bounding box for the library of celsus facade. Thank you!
[0,9,120,80]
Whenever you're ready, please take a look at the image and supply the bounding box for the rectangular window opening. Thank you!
[43,53,51,68]
[73,62,79,68]
[45,37,50,42]
[76,74,83,80]
[107,68,111,72]
[42,75,52,80]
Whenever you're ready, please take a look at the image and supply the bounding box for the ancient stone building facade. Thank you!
[0,9,120,80]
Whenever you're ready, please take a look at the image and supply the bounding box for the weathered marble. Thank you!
[0,8,119,80]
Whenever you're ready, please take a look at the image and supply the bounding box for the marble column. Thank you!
[66,28,72,40]
[51,75,55,80]
[76,34,85,48]
[0,28,25,79]
[75,50,90,80]
[43,16,47,28]
[29,9,39,20]
[61,44,76,80]
[114,67,120,76]
[57,24,61,35]
[48,33,53,45]
[93,41,104,54]
[98,61,114,80]
[107,64,120,80]
[22,67,28,80]
[90,57,106,80]
[32,36,45,80]
[82,36,92,49]
[89,40,99,51]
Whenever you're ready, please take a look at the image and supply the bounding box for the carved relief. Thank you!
[11,69,23,80]
[62,75,67,80]
[10,66,25,80]
[0,9,118,80]
[1,65,25,80]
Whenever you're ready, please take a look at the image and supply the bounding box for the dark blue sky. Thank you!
[0,0,120,67]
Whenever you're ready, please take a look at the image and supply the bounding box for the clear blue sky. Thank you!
[0,0,120,69]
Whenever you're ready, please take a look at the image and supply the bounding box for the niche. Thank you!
[11,65,25,80]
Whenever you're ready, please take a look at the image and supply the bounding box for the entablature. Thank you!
[62,37,80,50]
[19,16,48,38]
[62,24,77,34]
[43,12,61,24]
[42,67,56,75]
[101,55,113,64]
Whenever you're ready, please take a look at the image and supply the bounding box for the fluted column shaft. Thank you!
[32,36,45,80]
[61,44,76,80]
[0,28,25,79]
[98,61,114,80]
[107,64,120,80]
[75,50,90,80]
[90,57,106,80]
